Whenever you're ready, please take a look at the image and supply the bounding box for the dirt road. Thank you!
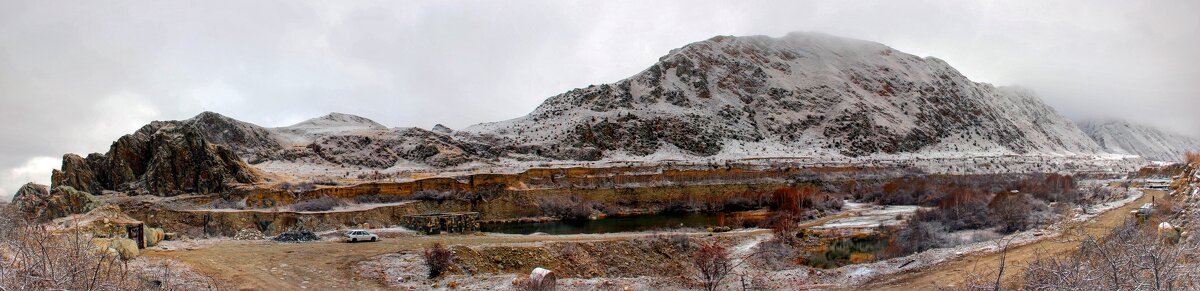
[862,189,1164,290]
[146,229,770,290]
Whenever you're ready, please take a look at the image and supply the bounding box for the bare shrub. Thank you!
[209,198,244,210]
[311,176,339,186]
[1019,221,1200,290]
[290,196,343,212]
[918,187,991,231]
[1154,198,1182,218]
[664,234,693,252]
[879,218,943,258]
[278,181,316,194]
[353,194,408,204]
[538,195,595,221]
[1186,151,1200,164]
[410,190,453,201]
[768,213,804,246]
[692,242,733,291]
[988,192,1036,234]
[754,239,800,270]
[0,217,133,290]
[422,243,454,278]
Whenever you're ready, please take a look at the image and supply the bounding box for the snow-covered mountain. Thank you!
[1078,119,1200,162]
[84,33,1118,178]
[170,112,495,169]
[465,32,1101,159]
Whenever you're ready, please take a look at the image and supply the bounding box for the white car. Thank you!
[344,229,378,243]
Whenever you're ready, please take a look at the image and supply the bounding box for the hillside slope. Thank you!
[465,32,1101,160]
[1078,119,1200,162]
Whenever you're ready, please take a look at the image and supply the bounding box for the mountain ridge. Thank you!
[41,32,1145,195]
[1078,118,1200,162]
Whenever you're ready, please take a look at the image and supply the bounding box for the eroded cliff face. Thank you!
[50,122,262,196]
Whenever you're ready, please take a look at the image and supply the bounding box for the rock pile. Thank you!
[272,230,319,242]
[234,228,266,240]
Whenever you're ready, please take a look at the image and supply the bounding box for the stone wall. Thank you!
[401,212,481,234]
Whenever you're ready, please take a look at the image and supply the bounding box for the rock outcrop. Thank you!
[50,122,262,196]
[11,183,100,220]
[11,182,50,215]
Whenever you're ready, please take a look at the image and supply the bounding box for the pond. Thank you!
[480,211,766,235]
[801,235,890,269]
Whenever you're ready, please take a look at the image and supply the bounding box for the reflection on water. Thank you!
[802,235,889,269]
[481,211,764,235]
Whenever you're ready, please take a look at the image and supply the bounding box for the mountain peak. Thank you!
[286,112,387,130]
[467,32,1100,158]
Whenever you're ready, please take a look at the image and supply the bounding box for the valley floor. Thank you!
[861,189,1165,290]
[145,229,769,290]
[143,190,1154,290]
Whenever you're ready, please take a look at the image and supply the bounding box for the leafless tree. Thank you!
[692,242,733,291]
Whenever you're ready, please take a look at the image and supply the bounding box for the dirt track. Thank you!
[862,189,1164,290]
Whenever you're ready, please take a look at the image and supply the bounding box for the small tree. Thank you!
[989,193,1033,234]
[422,243,454,278]
[692,242,733,291]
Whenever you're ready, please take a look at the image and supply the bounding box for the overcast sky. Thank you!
[2,0,1198,199]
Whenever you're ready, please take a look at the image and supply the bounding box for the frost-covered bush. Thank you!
[290,196,342,212]
[538,195,595,221]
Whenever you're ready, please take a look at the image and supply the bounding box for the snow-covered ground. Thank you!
[811,202,921,230]
[812,188,1144,287]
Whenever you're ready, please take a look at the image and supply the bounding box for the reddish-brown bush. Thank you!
[692,242,733,291]
[422,242,454,278]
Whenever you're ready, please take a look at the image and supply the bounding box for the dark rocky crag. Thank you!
[11,182,100,220]
[51,121,262,196]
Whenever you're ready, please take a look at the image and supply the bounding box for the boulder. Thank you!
[108,238,140,260]
[11,182,49,215]
[92,238,139,260]
[145,227,165,247]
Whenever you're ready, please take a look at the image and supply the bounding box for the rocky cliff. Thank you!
[51,122,261,196]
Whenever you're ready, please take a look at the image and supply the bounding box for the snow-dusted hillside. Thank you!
[1078,119,1200,162]
[119,32,1134,177]
[465,32,1101,159]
